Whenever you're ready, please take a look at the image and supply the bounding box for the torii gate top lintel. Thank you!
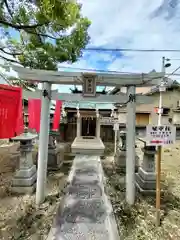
[12,65,163,87]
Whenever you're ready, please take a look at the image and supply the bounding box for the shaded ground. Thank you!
[102,140,180,240]
[0,141,110,240]
[0,143,71,240]
[1,140,180,239]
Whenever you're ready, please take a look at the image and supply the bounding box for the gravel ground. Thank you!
[0,144,71,240]
[1,140,180,240]
[103,140,180,240]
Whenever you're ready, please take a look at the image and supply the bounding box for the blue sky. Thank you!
[1,0,180,91]
[58,0,180,91]
[61,0,180,72]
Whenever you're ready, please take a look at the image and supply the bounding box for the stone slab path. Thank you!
[47,155,119,240]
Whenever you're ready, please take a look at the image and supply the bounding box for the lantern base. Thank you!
[48,144,65,170]
[11,165,36,194]
[114,151,139,173]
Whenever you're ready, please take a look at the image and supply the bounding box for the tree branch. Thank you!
[25,29,60,40]
[0,54,20,64]
[0,19,49,30]
[0,19,58,42]
[0,47,22,56]
[4,0,14,19]
[34,32,57,40]
[0,20,63,40]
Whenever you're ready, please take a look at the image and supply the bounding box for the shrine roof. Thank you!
[63,102,115,110]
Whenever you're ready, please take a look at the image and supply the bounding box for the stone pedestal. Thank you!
[48,145,65,170]
[172,109,180,125]
[115,151,139,173]
[135,145,156,195]
[11,132,38,194]
[48,131,65,170]
[115,131,139,172]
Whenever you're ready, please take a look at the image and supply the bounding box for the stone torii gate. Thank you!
[11,65,163,206]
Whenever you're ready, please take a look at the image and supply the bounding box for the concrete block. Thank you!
[48,145,65,170]
[115,151,139,172]
[12,171,36,186]
[11,184,35,194]
[135,182,156,196]
[135,173,156,190]
[14,165,36,178]
[71,137,105,156]
[138,167,156,181]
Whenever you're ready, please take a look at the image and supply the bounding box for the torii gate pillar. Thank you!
[36,82,51,205]
[126,86,136,205]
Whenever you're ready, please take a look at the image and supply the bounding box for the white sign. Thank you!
[146,125,176,146]
[158,108,163,114]
[159,85,166,92]
[100,117,119,125]
[113,123,119,131]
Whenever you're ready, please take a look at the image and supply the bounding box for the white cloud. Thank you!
[72,0,180,80]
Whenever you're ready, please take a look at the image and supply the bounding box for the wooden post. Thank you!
[156,145,162,226]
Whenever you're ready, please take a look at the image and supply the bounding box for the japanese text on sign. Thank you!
[100,117,119,125]
[146,125,176,146]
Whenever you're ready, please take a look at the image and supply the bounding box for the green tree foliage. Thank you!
[0,0,91,70]
[0,66,37,89]
[8,76,38,89]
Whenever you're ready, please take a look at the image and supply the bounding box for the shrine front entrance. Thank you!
[81,117,96,137]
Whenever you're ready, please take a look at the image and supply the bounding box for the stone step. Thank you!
[67,183,103,200]
[47,154,119,240]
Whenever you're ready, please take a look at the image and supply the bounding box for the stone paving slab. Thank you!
[54,223,110,240]
[72,173,100,185]
[56,199,107,224]
[47,155,119,240]
[74,163,101,172]
[67,183,103,199]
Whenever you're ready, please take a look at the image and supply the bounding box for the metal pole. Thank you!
[156,56,165,226]
[158,56,165,125]
[126,85,136,205]
[36,82,51,205]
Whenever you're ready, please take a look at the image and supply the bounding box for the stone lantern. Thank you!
[135,139,156,195]
[11,128,38,194]
[115,130,139,172]
[49,131,56,149]
[47,130,65,170]
[119,131,126,151]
